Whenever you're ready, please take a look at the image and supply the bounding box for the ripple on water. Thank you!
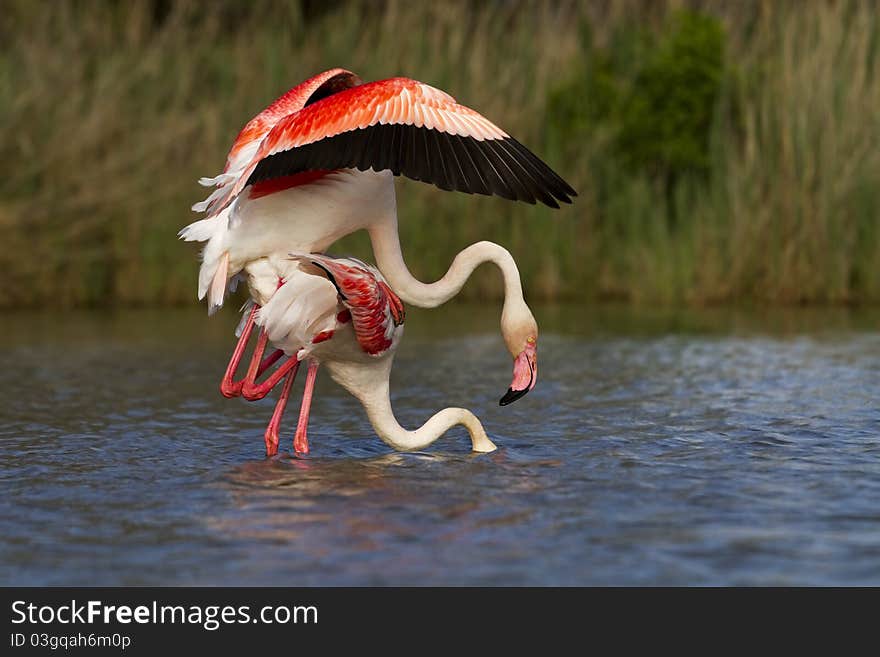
[0,308,879,585]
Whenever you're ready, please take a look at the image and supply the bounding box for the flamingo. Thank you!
[180,68,574,406]
[245,253,496,456]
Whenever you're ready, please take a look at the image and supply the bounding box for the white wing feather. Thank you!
[256,272,338,357]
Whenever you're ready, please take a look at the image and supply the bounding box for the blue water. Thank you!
[1,305,878,585]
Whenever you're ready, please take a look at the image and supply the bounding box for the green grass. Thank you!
[1,0,877,308]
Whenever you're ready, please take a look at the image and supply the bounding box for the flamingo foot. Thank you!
[293,360,320,455]
[293,431,309,455]
[263,364,300,457]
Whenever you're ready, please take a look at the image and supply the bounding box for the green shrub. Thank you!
[548,10,725,198]
[616,10,724,182]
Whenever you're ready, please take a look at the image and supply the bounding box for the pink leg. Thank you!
[241,347,299,401]
[294,361,319,455]
[225,279,290,402]
[239,328,270,400]
[257,348,285,378]
[263,363,300,457]
[220,304,259,399]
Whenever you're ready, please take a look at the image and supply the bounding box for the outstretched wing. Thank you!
[207,76,576,215]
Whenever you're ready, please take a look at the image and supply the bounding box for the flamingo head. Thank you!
[499,306,538,406]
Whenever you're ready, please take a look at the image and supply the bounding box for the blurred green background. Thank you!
[1,0,877,309]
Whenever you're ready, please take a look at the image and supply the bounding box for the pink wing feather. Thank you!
[196,71,575,216]
[299,255,404,357]
[223,68,361,174]
[193,68,361,213]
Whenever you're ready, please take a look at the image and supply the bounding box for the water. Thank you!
[1,305,878,585]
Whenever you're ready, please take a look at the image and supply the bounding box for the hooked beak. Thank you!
[499,341,537,406]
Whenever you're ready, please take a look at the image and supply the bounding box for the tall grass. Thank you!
[0,0,877,308]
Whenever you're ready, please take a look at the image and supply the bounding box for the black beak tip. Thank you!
[499,387,529,406]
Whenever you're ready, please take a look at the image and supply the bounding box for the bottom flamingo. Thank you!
[221,253,497,456]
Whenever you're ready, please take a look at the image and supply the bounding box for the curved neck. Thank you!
[366,381,496,452]
[368,217,524,310]
[349,372,496,453]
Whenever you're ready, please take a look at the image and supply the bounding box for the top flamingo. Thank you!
[182,69,575,405]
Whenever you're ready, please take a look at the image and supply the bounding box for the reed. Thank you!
[0,0,877,308]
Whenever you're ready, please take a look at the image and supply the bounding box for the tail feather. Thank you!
[178,217,219,242]
[191,185,229,213]
[207,252,229,315]
[192,172,238,213]
[198,173,236,187]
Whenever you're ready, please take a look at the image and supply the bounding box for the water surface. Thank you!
[1,305,878,585]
